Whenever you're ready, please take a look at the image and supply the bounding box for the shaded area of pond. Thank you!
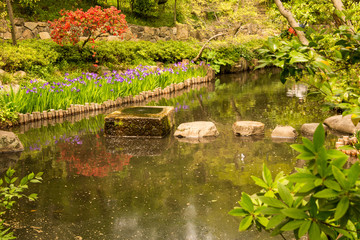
[9,70,334,239]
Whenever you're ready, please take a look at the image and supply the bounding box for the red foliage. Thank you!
[48,6,128,46]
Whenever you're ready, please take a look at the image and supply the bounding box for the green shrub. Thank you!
[0,40,59,72]
[229,124,360,239]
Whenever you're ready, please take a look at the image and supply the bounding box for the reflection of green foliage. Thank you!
[149,71,330,129]
[17,115,104,157]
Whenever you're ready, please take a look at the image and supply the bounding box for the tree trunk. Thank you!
[274,0,309,46]
[192,33,225,62]
[5,0,16,45]
[117,0,120,9]
[331,0,355,33]
[174,0,177,24]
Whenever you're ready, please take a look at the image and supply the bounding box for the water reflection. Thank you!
[10,70,332,240]
[286,83,308,100]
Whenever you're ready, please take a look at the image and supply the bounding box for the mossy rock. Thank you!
[104,106,175,138]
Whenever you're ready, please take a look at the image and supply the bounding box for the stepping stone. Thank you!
[324,115,360,134]
[271,126,298,139]
[300,123,328,136]
[174,121,219,139]
[232,121,265,136]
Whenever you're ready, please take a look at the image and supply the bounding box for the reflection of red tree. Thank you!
[57,136,132,177]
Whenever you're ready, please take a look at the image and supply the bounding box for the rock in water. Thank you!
[174,121,219,139]
[324,115,360,134]
[300,123,328,136]
[232,121,265,136]
[0,131,24,153]
[271,126,298,139]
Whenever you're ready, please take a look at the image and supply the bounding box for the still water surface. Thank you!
[10,70,333,239]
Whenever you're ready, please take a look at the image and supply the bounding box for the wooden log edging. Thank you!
[17,66,216,127]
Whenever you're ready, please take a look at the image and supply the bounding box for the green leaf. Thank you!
[347,162,360,186]
[10,177,18,184]
[313,123,325,152]
[351,114,360,126]
[332,166,350,190]
[313,189,340,199]
[28,193,38,200]
[251,176,268,189]
[298,221,311,238]
[20,176,28,186]
[262,164,273,186]
[317,147,328,177]
[4,176,10,184]
[323,179,341,191]
[274,60,285,68]
[296,152,316,160]
[302,138,315,153]
[35,172,44,178]
[256,216,269,227]
[335,228,353,239]
[28,173,34,180]
[281,208,308,219]
[267,37,278,52]
[309,197,317,217]
[334,196,349,220]
[240,193,254,213]
[229,208,248,217]
[266,214,286,229]
[30,179,41,183]
[309,222,321,240]
[239,216,253,231]
[259,196,287,208]
[318,223,336,239]
[291,144,314,154]
[289,51,309,64]
[298,183,315,193]
[346,220,357,240]
[287,173,316,183]
[278,183,293,207]
[330,154,348,168]
[261,207,281,215]
[281,220,306,231]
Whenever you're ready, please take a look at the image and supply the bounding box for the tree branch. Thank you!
[331,0,355,33]
[273,0,309,46]
[192,33,225,62]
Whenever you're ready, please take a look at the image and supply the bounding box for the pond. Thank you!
[9,70,335,239]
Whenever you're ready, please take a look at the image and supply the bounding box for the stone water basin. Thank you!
[104,106,175,137]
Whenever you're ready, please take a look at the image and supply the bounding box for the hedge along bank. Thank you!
[2,62,216,126]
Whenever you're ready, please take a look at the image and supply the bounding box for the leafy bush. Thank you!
[0,168,43,239]
[229,124,360,239]
[0,39,260,75]
[0,40,59,72]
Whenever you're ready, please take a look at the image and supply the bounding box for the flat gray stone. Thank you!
[324,115,360,134]
[0,131,24,153]
[232,121,265,136]
[174,121,219,139]
[271,126,298,139]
